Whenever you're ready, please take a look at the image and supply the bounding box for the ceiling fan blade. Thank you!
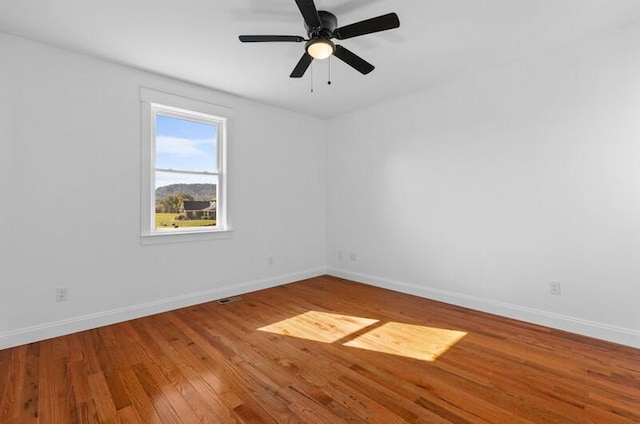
[294,0,322,28]
[239,35,305,43]
[290,53,314,78]
[333,45,374,74]
[334,12,400,40]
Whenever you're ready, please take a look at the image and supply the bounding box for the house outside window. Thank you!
[140,88,232,241]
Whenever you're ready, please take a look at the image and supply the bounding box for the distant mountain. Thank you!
[156,183,216,202]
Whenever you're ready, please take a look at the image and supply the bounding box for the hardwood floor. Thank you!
[1,275,638,423]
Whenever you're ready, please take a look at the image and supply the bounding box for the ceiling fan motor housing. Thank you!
[305,11,338,39]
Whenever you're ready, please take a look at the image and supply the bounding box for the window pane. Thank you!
[154,172,218,230]
[155,114,217,173]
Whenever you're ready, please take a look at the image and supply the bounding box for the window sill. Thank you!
[140,228,233,245]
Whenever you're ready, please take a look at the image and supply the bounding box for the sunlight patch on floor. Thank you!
[343,322,467,361]
[258,311,379,343]
[258,310,467,361]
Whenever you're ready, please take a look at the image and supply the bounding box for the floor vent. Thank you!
[217,296,242,305]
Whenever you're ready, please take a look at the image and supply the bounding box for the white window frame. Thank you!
[140,87,232,243]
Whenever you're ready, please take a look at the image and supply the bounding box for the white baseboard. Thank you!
[5,267,637,350]
[0,267,326,350]
[327,267,640,349]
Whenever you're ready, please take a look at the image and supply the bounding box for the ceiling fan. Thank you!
[239,0,400,78]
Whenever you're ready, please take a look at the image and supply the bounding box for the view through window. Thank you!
[152,105,224,232]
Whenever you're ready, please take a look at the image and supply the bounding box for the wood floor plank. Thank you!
[168,350,239,423]
[117,368,164,424]
[39,337,81,424]
[89,329,132,412]
[117,405,144,423]
[87,372,120,424]
[19,343,40,423]
[1,275,638,423]
[0,345,26,422]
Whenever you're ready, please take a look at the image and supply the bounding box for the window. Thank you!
[140,88,231,240]
[152,106,222,231]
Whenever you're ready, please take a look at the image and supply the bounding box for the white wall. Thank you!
[0,37,11,285]
[0,33,326,349]
[326,27,640,347]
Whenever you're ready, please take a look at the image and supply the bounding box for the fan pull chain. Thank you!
[310,62,314,93]
[328,57,332,85]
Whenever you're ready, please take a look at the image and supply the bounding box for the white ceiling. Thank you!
[1,0,639,118]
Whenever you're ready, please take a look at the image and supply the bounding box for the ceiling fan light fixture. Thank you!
[306,39,335,60]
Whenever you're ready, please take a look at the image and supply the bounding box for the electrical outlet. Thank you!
[338,250,343,260]
[267,256,274,266]
[550,282,561,295]
[56,287,69,302]
[350,252,357,261]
